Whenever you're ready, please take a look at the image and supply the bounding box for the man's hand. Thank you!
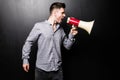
[22,64,29,72]
[70,25,78,36]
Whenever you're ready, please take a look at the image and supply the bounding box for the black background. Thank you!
[0,0,118,80]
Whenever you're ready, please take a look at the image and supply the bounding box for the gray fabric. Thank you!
[22,20,75,71]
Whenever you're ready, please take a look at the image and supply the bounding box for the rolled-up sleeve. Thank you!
[63,32,75,50]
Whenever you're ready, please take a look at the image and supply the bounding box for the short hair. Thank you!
[49,2,66,14]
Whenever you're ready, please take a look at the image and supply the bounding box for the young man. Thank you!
[22,2,78,80]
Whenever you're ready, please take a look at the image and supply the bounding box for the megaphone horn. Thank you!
[67,17,95,34]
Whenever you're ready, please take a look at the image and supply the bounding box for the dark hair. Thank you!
[50,2,66,14]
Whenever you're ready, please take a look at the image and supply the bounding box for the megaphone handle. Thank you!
[71,25,78,31]
[72,25,77,29]
[72,25,75,28]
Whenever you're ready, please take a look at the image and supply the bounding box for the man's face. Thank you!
[54,8,66,23]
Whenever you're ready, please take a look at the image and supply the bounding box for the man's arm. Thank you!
[63,27,78,50]
[22,23,41,72]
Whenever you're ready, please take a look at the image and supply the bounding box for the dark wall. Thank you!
[0,0,117,80]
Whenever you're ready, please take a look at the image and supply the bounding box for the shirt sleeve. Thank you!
[63,32,75,50]
[22,23,41,64]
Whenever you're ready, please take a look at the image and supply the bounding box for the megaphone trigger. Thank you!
[72,25,75,28]
[71,25,78,29]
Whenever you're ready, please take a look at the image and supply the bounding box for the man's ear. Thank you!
[53,9,59,16]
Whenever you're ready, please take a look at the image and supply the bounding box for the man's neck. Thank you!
[48,16,58,32]
[48,16,57,26]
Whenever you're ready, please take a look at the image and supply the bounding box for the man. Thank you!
[22,2,78,80]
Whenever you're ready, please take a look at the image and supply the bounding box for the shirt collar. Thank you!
[44,20,60,29]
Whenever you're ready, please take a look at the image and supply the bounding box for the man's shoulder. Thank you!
[32,20,48,29]
[34,20,46,25]
[33,20,47,28]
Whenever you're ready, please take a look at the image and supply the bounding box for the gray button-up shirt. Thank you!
[22,20,75,71]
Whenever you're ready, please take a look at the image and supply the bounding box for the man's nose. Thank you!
[63,14,66,17]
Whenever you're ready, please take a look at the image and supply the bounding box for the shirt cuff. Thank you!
[68,33,75,41]
[23,59,29,64]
